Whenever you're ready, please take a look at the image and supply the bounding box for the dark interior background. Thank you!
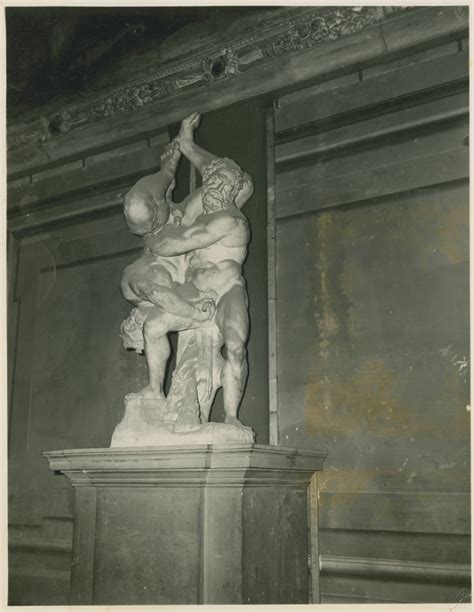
[7,6,470,606]
[6,6,269,118]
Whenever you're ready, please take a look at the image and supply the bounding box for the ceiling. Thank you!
[6,6,269,119]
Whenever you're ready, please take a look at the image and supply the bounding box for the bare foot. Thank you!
[176,112,201,144]
[127,385,165,400]
[224,414,246,429]
[160,140,181,172]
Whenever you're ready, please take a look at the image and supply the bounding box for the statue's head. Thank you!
[202,158,244,213]
[124,191,170,236]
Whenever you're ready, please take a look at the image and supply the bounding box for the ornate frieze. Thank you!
[7,6,411,152]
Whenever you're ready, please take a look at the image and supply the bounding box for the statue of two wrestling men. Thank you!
[116,113,254,439]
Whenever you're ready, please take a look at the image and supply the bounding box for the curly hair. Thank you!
[202,158,244,208]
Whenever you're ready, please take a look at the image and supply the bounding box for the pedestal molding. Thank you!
[44,444,327,488]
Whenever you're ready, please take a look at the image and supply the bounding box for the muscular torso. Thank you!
[122,188,205,305]
[122,185,250,305]
[185,210,249,298]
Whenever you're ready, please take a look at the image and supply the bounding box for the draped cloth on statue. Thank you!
[167,326,223,425]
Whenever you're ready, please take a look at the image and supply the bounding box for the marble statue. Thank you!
[112,113,255,446]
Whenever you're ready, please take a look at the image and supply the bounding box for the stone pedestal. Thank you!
[44,444,326,605]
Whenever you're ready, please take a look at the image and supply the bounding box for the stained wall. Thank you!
[274,40,470,603]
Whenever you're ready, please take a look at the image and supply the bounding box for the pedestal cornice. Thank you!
[43,444,327,488]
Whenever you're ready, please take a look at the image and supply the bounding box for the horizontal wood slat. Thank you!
[275,50,468,133]
[9,538,72,555]
[319,528,471,565]
[379,5,466,54]
[8,187,126,235]
[276,92,468,166]
[277,121,467,191]
[9,567,71,582]
[320,573,469,603]
[361,40,460,80]
[8,142,165,213]
[320,555,471,584]
[40,227,141,270]
[321,593,399,604]
[319,492,470,534]
[276,147,468,218]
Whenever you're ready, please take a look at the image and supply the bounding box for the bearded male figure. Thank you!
[119,113,253,432]
[145,112,254,428]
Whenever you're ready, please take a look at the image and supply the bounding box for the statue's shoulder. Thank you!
[229,207,248,223]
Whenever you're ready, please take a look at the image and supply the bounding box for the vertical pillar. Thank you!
[70,486,97,604]
[201,485,244,604]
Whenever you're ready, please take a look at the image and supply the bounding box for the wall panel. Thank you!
[8,211,146,603]
[274,40,470,603]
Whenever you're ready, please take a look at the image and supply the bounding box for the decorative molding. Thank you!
[320,555,471,585]
[9,566,71,583]
[276,105,469,167]
[7,6,412,153]
[9,537,72,555]
[43,444,327,488]
[7,7,468,179]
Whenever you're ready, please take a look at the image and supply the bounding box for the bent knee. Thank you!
[121,261,145,289]
[121,274,141,301]
[226,339,246,364]
[144,316,168,338]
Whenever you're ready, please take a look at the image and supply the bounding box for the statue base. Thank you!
[111,396,255,446]
[44,444,326,605]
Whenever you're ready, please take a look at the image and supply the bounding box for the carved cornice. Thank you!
[8,6,412,152]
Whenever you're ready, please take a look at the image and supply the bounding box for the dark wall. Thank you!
[7,101,268,604]
[196,100,268,439]
[8,212,145,603]
[274,41,470,603]
[167,100,268,435]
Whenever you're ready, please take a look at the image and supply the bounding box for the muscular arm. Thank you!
[179,138,218,174]
[141,283,195,316]
[145,212,244,257]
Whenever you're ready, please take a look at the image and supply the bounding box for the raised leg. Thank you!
[132,279,215,321]
[133,306,216,400]
[123,141,181,235]
[137,141,182,197]
[175,113,220,174]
